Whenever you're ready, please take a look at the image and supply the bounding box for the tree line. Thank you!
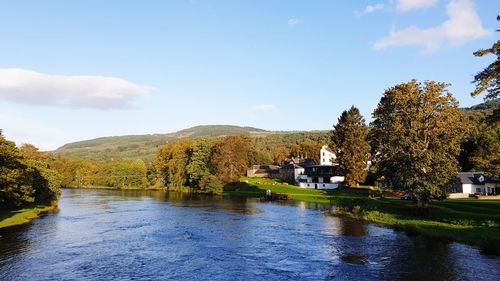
[1,17,498,209]
[1,132,61,209]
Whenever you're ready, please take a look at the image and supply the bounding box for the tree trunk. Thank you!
[415,199,429,216]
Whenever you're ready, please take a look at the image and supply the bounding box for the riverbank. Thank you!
[63,185,161,190]
[0,205,57,229]
[227,177,500,255]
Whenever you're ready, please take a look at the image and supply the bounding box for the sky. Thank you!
[0,0,497,150]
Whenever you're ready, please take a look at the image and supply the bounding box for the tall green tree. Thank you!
[211,136,251,183]
[185,139,216,187]
[370,80,468,205]
[0,131,60,209]
[331,106,370,186]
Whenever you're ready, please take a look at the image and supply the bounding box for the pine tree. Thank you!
[471,16,500,100]
[331,106,370,186]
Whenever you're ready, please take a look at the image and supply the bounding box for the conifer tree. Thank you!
[331,106,370,186]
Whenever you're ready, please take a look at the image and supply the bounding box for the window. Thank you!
[323,184,325,187]
[323,152,325,156]
[476,188,482,192]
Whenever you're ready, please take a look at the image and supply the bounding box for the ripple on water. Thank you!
[0,189,499,281]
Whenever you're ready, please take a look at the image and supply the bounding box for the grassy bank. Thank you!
[227,177,500,254]
[0,205,57,229]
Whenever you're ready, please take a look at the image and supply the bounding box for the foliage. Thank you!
[211,136,251,183]
[92,160,148,188]
[370,80,469,202]
[0,131,60,209]
[199,173,223,195]
[52,125,330,163]
[331,106,370,186]
[471,17,499,100]
[154,140,192,191]
[459,99,500,177]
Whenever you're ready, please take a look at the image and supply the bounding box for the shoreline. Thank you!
[0,204,58,229]
[229,177,500,255]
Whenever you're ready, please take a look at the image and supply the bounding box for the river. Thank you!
[0,189,498,281]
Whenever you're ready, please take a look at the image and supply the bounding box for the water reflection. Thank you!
[0,189,498,281]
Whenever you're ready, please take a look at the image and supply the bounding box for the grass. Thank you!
[228,177,500,255]
[0,205,56,229]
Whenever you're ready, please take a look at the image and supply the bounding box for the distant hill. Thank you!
[52,125,293,161]
[461,99,499,124]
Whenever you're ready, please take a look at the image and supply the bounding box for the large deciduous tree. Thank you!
[0,130,60,209]
[211,136,251,183]
[331,106,370,186]
[370,80,468,205]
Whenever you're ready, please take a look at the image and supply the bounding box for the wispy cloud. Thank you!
[287,18,304,27]
[354,3,385,16]
[0,68,152,109]
[395,0,438,11]
[250,104,277,113]
[373,0,491,53]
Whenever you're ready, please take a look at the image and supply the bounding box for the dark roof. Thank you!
[284,157,316,168]
[485,177,500,184]
[281,163,304,170]
[458,172,486,185]
[251,165,279,171]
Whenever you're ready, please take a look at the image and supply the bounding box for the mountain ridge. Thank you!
[52,124,326,161]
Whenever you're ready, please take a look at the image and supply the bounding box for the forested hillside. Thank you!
[52,125,329,161]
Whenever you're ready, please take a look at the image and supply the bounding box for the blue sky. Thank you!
[0,0,497,150]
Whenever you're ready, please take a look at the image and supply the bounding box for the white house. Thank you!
[320,145,336,165]
[450,172,499,196]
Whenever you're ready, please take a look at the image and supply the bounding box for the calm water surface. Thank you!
[0,189,498,281]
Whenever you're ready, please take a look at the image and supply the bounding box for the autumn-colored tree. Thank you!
[211,136,251,183]
[331,106,370,186]
[154,140,192,191]
[272,146,291,165]
[370,80,468,205]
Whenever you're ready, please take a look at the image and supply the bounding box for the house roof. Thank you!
[251,165,279,171]
[458,172,486,185]
[486,177,500,184]
[281,163,304,170]
[322,146,335,154]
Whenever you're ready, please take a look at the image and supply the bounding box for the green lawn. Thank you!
[0,205,56,229]
[227,177,500,254]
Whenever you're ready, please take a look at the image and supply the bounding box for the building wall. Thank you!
[486,183,498,194]
[462,184,472,194]
[299,182,339,190]
[320,146,336,165]
[294,168,305,183]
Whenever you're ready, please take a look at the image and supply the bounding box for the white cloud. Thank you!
[374,0,491,52]
[0,68,152,109]
[355,4,385,16]
[395,0,438,11]
[250,104,277,113]
[288,18,304,26]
